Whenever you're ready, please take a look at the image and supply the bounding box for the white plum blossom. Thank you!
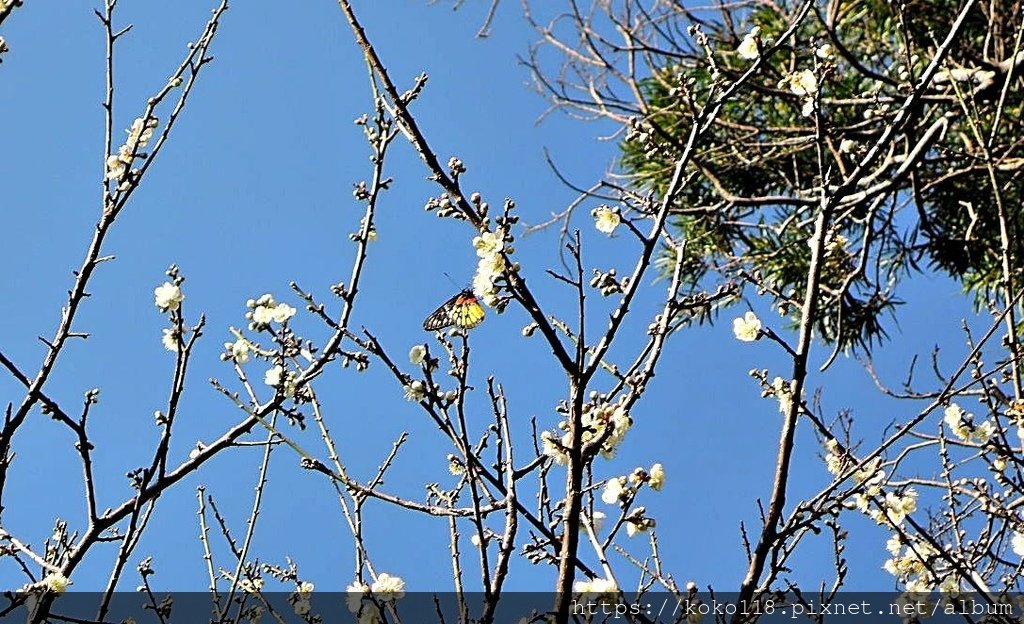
[541,430,568,465]
[824,439,846,476]
[238,578,264,593]
[403,381,426,402]
[601,476,628,505]
[649,463,665,491]
[370,573,405,601]
[254,301,295,325]
[884,539,939,593]
[853,457,884,486]
[938,575,960,594]
[586,511,607,533]
[905,577,933,594]
[271,303,297,324]
[472,227,508,307]
[249,294,296,326]
[1012,531,1024,557]
[886,534,902,557]
[227,338,250,364]
[252,305,274,325]
[786,69,818,96]
[105,152,130,181]
[472,231,502,257]
[882,489,917,525]
[944,403,996,444]
[736,26,761,60]
[264,366,283,387]
[154,282,183,312]
[592,206,621,235]
[478,251,506,277]
[944,404,971,441]
[161,328,180,352]
[127,117,157,149]
[601,405,633,459]
[292,582,314,616]
[781,69,818,118]
[974,420,996,443]
[771,377,796,415]
[345,581,369,613]
[358,610,382,624]
[545,400,632,463]
[626,515,655,537]
[106,116,158,182]
[42,573,70,594]
[574,576,618,600]
[732,311,762,341]
[409,344,427,365]
[264,365,297,398]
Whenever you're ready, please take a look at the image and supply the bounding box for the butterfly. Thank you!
[423,289,486,331]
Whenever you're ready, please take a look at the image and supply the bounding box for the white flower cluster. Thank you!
[859,488,917,526]
[601,476,628,504]
[161,327,183,352]
[154,281,184,313]
[592,205,621,235]
[225,338,251,364]
[1013,530,1024,558]
[883,535,958,594]
[732,311,762,342]
[573,576,618,601]
[155,280,186,351]
[736,26,761,60]
[264,364,298,398]
[247,294,297,329]
[768,376,796,415]
[238,577,264,593]
[403,380,427,402]
[472,229,509,307]
[600,463,665,509]
[345,573,405,615]
[844,456,892,518]
[541,400,633,465]
[106,116,158,183]
[943,403,996,445]
[43,572,70,594]
[1003,399,1024,449]
[291,581,314,616]
[845,461,915,526]
[625,507,656,537]
[582,510,607,534]
[648,463,665,490]
[780,69,818,117]
[824,439,848,476]
[18,572,71,597]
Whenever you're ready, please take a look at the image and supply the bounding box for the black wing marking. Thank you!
[422,292,461,331]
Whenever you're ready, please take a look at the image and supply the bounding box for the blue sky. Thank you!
[0,0,992,596]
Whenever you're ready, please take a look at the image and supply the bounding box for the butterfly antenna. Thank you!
[443,272,460,289]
